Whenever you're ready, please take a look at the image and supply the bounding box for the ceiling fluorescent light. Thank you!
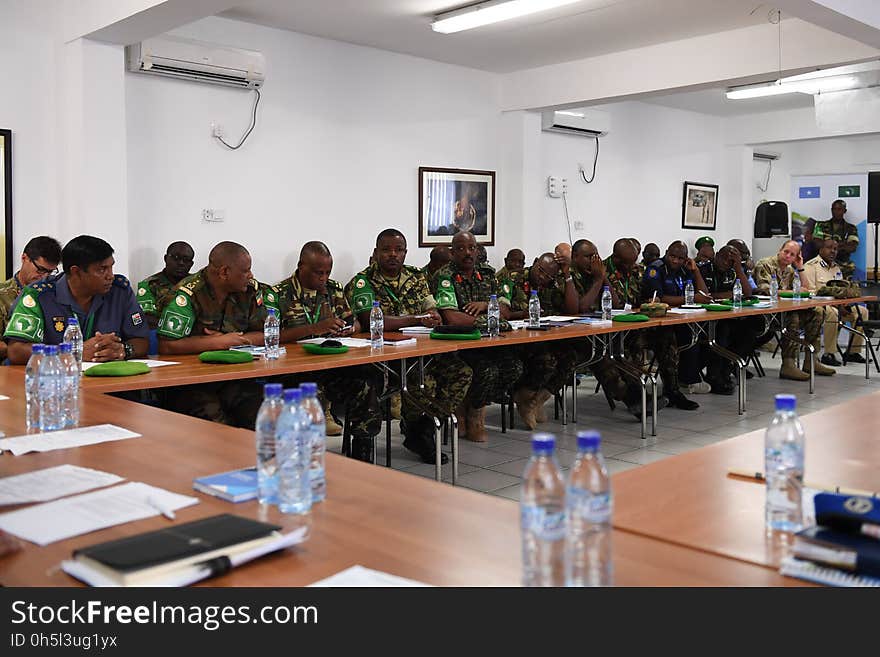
[431,0,582,34]
[726,75,859,100]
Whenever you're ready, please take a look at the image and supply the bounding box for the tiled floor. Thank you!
[328,353,879,501]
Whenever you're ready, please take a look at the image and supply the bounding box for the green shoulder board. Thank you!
[3,283,49,342]
[349,274,376,313]
[136,279,157,315]
[435,275,458,310]
[157,290,196,339]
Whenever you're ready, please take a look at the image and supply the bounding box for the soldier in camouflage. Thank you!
[431,231,523,442]
[271,241,383,463]
[495,248,525,284]
[136,241,195,329]
[421,245,452,279]
[344,229,473,463]
[0,236,62,362]
[157,241,269,428]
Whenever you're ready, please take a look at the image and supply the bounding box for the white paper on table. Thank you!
[309,565,430,587]
[667,307,708,314]
[296,337,372,348]
[576,319,612,327]
[508,320,528,330]
[399,326,433,334]
[541,315,583,322]
[0,465,124,506]
[0,395,9,401]
[0,482,198,546]
[0,424,140,456]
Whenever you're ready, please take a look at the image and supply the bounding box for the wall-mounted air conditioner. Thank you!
[541,109,610,137]
[126,35,265,89]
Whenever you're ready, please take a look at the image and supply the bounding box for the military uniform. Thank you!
[802,255,868,357]
[431,262,523,408]
[156,268,268,428]
[343,262,472,425]
[604,257,643,310]
[272,272,382,449]
[0,274,23,347]
[4,273,149,346]
[753,256,822,361]
[136,271,177,328]
[812,218,859,278]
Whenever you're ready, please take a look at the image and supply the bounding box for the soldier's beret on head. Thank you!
[695,236,715,249]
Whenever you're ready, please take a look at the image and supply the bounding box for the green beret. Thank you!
[779,291,811,299]
[430,328,482,340]
[701,304,733,312]
[695,236,715,249]
[83,361,151,377]
[301,343,349,355]
[612,314,650,322]
[198,350,255,364]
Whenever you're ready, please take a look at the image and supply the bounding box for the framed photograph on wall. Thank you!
[1,129,12,279]
[681,181,718,231]
[419,167,495,247]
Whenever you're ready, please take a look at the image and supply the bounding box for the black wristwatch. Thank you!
[123,341,134,360]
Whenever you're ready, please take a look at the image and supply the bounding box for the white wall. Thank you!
[126,16,504,286]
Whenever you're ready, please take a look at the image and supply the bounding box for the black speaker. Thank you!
[868,171,880,223]
[754,200,789,238]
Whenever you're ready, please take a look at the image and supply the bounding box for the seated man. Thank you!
[641,242,660,267]
[726,239,758,292]
[157,241,268,427]
[0,236,62,362]
[562,239,611,314]
[753,240,835,380]
[431,231,523,442]
[272,241,382,463]
[812,199,859,279]
[345,229,471,463]
[694,236,715,265]
[504,252,589,428]
[136,241,195,330]
[421,245,451,278]
[5,235,148,365]
[495,248,525,283]
[802,239,869,366]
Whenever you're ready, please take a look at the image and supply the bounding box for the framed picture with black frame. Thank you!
[419,166,495,247]
[681,181,718,231]
[1,129,12,279]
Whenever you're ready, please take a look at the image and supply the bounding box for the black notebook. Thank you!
[72,514,281,585]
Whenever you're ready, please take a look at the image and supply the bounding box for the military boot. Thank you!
[804,345,836,377]
[534,389,553,423]
[465,404,488,442]
[780,358,810,381]
[512,387,539,430]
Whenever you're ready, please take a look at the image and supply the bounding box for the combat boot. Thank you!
[513,387,539,430]
[780,358,810,381]
[465,404,488,442]
[455,403,468,438]
[534,389,553,423]
[804,349,836,376]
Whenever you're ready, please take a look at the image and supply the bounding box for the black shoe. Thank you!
[625,395,669,418]
[709,381,735,395]
[845,352,866,364]
[745,370,754,380]
[820,353,842,367]
[666,391,699,410]
[402,417,449,465]
[351,437,374,464]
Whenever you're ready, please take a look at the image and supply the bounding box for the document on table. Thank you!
[80,359,179,371]
[0,465,124,506]
[0,482,199,546]
[541,315,583,322]
[0,395,9,401]
[0,424,140,456]
[297,337,373,348]
[399,326,433,334]
[309,565,430,587]
[667,307,708,314]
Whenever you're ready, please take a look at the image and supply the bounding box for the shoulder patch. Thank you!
[112,274,130,289]
[441,279,452,288]
[174,293,188,307]
[356,278,366,289]
[503,283,510,294]
[648,268,658,278]
[22,294,37,308]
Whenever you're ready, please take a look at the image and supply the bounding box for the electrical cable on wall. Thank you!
[758,159,773,192]
[215,89,261,150]
[579,135,599,183]
[562,190,573,244]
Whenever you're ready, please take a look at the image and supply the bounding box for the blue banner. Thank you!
[798,186,821,199]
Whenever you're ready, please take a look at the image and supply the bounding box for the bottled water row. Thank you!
[25,341,80,433]
[521,431,613,587]
[255,381,327,514]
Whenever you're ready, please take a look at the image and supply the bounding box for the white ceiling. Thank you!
[639,87,817,117]
[221,0,767,73]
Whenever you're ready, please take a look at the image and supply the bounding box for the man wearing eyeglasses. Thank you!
[136,241,195,329]
[0,236,62,362]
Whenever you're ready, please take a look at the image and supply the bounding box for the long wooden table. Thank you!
[0,389,805,586]
[611,391,880,569]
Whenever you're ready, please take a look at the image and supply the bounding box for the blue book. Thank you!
[192,467,259,503]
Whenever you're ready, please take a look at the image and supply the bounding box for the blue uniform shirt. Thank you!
[641,258,695,301]
[3,273,149,345]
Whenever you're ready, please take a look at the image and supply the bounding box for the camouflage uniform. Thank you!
[753,256,822,360]
[344,262,473,422]
[0,274,23,348]
[503,267,589,393]
[136,271,177,329]
[812,218,859,278]
[156,267,269,428]
[431,262,523,408]
[271,272,382,442]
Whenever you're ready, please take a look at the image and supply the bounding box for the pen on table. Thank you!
[147,497,176,520]
[726,469,877,498]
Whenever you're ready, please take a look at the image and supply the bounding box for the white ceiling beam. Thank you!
[500,18,879,111]
[774,0,880,49]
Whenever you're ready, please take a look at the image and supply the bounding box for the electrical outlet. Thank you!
[202,209,224,222]
[573,220,584,230]
[211,122,224,138]
[548,176,568,198]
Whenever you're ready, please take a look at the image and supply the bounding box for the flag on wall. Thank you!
[838,185,860,198]
[798,186,820,199]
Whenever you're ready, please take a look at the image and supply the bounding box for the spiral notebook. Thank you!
[780,556,880,587]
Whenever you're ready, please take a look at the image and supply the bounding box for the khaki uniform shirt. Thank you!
[802,255,842,290]
[753,256,796,293]
[344,263,436,317]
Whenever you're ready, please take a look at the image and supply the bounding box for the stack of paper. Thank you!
[297,337,373,348]
[0,424,140,456]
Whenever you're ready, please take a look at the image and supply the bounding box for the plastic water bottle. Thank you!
[769,274,779,304]
[834,270,843,280]
[37,344,64,432]
[487,294,500,337]
[528,290,541,328]
[263,308,280,360]
[792,272,801,300]
[765,394,805,533]
[276,388,312,515]
[24,344,45,432]
[63,317,83,373]
[58,343,80,428]
[732,278,743,309]
[684,280,695,305]
[370,301,384,349]
[299,382,326,503]
[566,430,613,586]
[520,433,566,586]
[601,285,612,320]
[255,383,284,505]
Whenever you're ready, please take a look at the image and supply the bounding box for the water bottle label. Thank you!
[521,505,565,541]
[567,489,612,523]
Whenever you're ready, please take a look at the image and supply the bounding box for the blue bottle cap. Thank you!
[283,388,302,404]
[603,285,610,291]
[59,343,72,354]
[373,300,380,307]
[531,432,555,452]
[266,307,276,316]
[44,344,59,355]
[67,317,79,325]
[530,289,538,296]
[31,344,45,354]
[263,383,283,397]
[576,430,601,450]
[490,294,497,300]
[300,382,318,395]
[775,394,796,411]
